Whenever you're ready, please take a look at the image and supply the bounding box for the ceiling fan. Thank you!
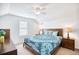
[32,3,49,15]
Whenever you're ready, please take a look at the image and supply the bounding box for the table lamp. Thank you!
[66,26,72,39]
[39,24,43,34]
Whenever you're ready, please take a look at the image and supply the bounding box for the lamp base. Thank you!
[67,32,70,39]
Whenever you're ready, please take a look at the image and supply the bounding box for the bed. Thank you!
[23,29,63,55]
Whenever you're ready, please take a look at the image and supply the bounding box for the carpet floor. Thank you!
[16,44,79,55]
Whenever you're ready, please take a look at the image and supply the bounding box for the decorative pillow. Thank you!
[57,32,59,36]
[43,30,58,36]
[43,30,48,35]
[52,31,58,36]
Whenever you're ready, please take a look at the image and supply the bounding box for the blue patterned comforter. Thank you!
[24,34,62,55]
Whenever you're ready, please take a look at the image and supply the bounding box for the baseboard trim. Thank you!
[75,48,79,51]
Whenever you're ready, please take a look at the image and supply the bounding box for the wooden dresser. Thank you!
[0,40,17,55]
[62,38,75,50]
[0,29,17,55]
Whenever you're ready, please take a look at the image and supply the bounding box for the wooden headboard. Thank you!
[0,29,10,42]
[44,28,63,37]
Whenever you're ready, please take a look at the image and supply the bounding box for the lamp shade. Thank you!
[66,26,72,32]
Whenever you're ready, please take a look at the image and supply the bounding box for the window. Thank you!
[19,21,28,36]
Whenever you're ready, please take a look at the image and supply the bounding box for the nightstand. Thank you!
[62,38,75,50]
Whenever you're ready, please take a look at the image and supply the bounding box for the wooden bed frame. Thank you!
[23,28,63,55]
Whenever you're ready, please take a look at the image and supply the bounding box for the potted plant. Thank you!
[0,30,6,44]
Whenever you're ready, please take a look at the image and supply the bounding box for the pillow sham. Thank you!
[43,30,53,36]
[43,30,58,36]
[52,31,58,36]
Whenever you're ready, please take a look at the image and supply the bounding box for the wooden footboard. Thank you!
[23,42,40,55]
[23,42,61,55]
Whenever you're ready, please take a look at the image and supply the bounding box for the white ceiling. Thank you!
[0,3,10,16]
[0,3,78,23]
[0,3,51,23]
